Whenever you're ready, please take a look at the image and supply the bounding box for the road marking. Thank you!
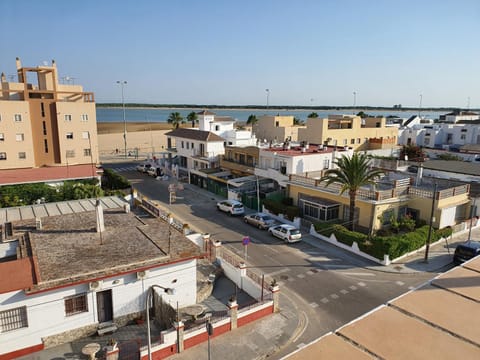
[297,274,306,279]
[308,256,341,261]
[330,294,339,299]
[306,270,314,275]
[349,285,358,290]
[296,343,306,349]
[309,302,319,308]
[357,282,366,287]
[340,289,349,295]
[287,277,295,282]
[277,281,285,287]
[341,272,376,277]
[320,298,329,304]
[408,286,415,290]
[396,281,405,286]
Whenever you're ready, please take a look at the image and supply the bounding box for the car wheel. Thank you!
[244,218,248,223]
[217,206,220,211]
[258,224,262,229]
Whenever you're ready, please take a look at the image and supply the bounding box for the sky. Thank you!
[1,0,479,108]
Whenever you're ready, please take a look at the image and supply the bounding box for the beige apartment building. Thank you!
[253,115,305,143]
[0,58,99,181]
[298,114,398,151]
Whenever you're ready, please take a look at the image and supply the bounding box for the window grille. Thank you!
[64,293,88,316]
[0,306,28,332]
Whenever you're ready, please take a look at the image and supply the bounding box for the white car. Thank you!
[136,163,152,173]
[243,213,276,229]
[268,224,302,243]
[146,167,158,177]
[216,200,245,216]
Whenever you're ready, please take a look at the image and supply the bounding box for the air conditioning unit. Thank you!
[137,270,149,280]
[89,280,103,291]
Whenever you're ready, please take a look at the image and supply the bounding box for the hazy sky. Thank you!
[1,0,479,107]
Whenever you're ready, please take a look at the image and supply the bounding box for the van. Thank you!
[453,241,480,265]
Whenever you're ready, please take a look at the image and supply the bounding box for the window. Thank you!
[83,148,91,156]
[40,102,45,117]
[375,122,381,128]
[0,306,28,332]
[424,138,430,145]
[215,125,220,131]
[44,139,48,153]
[343,139,347,145]
[82,131,89,139]
[66,132,73,139]
[81,114,88,122]
[350,138,355,144]
[186,142,189,149]
[42,121,47,135]
[357,138,361,144]
[64,114,72,121]
[461,134,466,140]
[191,142,194,149]
[323,158,330,169]
[64,293,88,316]
[0,152,6,160]
[18,152,26,159]
[14,114,22,122]
[0,133,4,141]
[181,141,184,149]
[461,129,467,133]
[16,133,24,141]
[66,150,75,158]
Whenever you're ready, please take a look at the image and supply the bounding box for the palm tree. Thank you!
[187,111,198,128]
[307,112,318,118]
[246,114,258,125]
[320,153,383,231]
[167,112,185,129]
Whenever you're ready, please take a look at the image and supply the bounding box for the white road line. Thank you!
[309,302,319,308]
[341,272,376,277]
[308,256,341,261]
[340,289,349,295]
[349,285,357,290]
[357,282,366,287]
[330,294,339,299]
[396,281,405,286]
[320,298,329,304]
[297,274,306,279]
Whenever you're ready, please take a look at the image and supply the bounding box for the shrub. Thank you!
[263,198,299,221]
[102,168,131,190]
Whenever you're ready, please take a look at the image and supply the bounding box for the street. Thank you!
[107,162,441,357]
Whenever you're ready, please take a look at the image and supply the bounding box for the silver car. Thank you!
[243,213,276,229]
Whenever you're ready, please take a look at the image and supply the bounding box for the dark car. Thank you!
[453,241,480,265]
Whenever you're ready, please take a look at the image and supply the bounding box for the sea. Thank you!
[96,107,445,123]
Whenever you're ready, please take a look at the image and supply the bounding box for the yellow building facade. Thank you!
[0,58,98,170]
[253,115,305,143]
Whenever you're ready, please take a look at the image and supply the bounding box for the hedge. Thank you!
[102,168,131,190]
[262,198,299,221]
[313,223,453,261]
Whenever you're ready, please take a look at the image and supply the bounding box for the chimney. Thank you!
[15,57,22,70]
[95,200,105,233]
[1,73,5,82]
[35,218,42,230]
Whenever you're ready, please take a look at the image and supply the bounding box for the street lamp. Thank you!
[418,93,423,118]
[353,91,357,114]
[117,80,127,158]
[146,284,176,360]
[265,89,270,110]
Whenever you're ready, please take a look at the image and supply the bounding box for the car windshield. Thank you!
[260,215,272,221]
[233,204,243,209]
[289,229,300,235]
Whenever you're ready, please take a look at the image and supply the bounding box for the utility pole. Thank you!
[424,183,437,263]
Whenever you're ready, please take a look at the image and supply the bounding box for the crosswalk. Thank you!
[109,165,137,172]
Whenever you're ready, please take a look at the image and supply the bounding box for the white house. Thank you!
[255,143,354,188]
[440,110,479,123]
[197,110,257,147]
[0,197,202,358]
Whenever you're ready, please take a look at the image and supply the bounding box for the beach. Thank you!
[97,121,171,157]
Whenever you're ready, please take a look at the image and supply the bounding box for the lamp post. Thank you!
[255,175,260,212]
[146,284,176,360]
[353,91,357,114]
[418,93,423,118]
[117,80,127,158]
[424,183,437,263]
[265,88,270,110]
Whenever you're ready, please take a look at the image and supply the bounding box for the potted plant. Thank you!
[106,338,117,351]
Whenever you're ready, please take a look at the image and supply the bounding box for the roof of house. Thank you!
[0,164,101,186]
[212,116,236,123]
[402,115,419,127]
[197,110,216,115]
[262,144,350,157]
[0,197,202,294]
[286,256,480,359]
[165,128,225,142]
[422,160,480,176]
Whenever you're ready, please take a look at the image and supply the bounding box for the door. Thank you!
[97,289,113,323]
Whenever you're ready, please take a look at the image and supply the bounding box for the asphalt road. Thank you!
[106,161,438,356]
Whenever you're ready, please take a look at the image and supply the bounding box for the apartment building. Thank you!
[0,58,99,181]
[252,115,305,143]
[297,115,398,151]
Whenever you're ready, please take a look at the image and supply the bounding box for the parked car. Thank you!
[136,163,152,173]
[243,213,276,229]
[268,224,302,243]
[146,167,158,177]
[453,241,480,265]
[216,200,245,216]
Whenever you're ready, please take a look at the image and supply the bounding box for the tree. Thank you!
[293,117,304,125]
[320,153,383,231]
[246,114,258,125]
[307,112,318,118]
[187,111,198,128]
[399,144,426,162]
[167,112,185,129]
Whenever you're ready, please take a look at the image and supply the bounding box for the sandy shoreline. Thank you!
[97,122,171,156]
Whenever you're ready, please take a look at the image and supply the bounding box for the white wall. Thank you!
[0,259,196,355]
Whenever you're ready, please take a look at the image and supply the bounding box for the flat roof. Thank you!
[4,197,202,292]
[262,145,350,157]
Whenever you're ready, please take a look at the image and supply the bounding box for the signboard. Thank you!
[242,236,250,246]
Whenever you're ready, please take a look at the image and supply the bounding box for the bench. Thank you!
[97,323,118,336]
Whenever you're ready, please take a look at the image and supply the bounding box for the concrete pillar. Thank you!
[174,321,184,353]
[228,300,238,330]
[212,240,222,262]
[270,285,280,313]
[202,233,211,253]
